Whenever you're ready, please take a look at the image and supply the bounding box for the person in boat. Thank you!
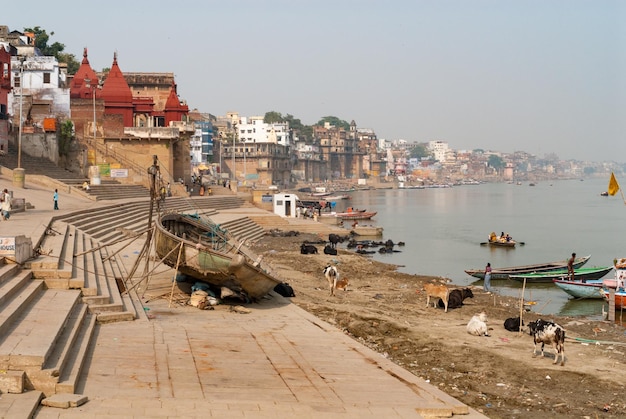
[505,233,512,242]
[489,232,497,243]
[500,232,505,242]
[567,252,577,281]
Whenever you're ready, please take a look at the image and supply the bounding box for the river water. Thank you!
[332,178,623,319]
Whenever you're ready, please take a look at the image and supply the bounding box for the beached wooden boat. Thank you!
[154,212,282,299]
[350,225,384,236]
[464,255,591,280]
[552,278,605,299]
[509,266,614,283]
[336,211,377,221]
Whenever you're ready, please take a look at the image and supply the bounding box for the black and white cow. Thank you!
[528,319,566,366]
[323,264,339,296]
[300,243,318,254]
[438,288,474,309]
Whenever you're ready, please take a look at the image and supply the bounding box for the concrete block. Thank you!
[41,393,89,408]
[0,370,25,393]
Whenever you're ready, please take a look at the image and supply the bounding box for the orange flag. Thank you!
[608,172,620,196]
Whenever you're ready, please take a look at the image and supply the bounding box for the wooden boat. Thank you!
[602,258,626,308]
[324,194,350,201]
[552,278,605,299]
[350,225,384,236]
[487,238,516,248]
[154,212,282,299]
[509,266,614,283]
[335,210,377,221]
[602,289,626,309]
[464,255,591,280]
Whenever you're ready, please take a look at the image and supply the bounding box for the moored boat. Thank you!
[509,266,614,283]
[154,212,282,299]
[335,210,377,221]
[552,278,606,299]
[464,255,591,280]
[602,258,626,308]
[350,225,384,236]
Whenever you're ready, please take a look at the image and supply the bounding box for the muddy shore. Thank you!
[252,233,626,418]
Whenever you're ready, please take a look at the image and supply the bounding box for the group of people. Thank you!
[488,231,512,243]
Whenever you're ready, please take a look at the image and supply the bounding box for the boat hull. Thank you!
[336,211,377,221]
[155,213,281,299]
[464,255,591,280]
[488,240,516,248]
[552,279,605,299]
[509,266,614,283]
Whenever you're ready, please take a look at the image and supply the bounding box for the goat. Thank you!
[424,283,450,312]
[300,243,318,254]
[528,319,566,366]
[467,312,490,336]
[323,264,339,296]
[438,288,474,309]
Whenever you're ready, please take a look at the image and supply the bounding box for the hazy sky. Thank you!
[5,1,625,162]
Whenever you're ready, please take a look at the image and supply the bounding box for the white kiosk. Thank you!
[273,193,299,218]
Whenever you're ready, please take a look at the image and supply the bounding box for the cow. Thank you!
[438,288,474,309]
[323,264,340,296]
[528,319,566,366]
[274,282,296,298]
[504,316,525,332]
[323,245,338,255]
[424,283,450,312]
[328,234,342,249]
[467,312,490,336]
[300,243,318,254]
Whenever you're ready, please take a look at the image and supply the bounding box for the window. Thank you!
[43,73,51,84]
[14,76,20,88]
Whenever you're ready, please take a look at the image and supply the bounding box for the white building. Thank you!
[237,116,290,146]
[428,140,450,163]
[8,54,70,124]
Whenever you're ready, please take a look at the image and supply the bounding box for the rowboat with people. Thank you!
[464,255,591,280]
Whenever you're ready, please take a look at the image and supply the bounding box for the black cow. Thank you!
[323,245,338,255]
[274,282,296,297]
[328,233,342,249]
[528,319,566,366]
[504,316,524,332]
[300,243,318,254]
[438,288,474,309]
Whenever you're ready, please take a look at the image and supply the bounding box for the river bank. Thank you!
[252,232,626,418]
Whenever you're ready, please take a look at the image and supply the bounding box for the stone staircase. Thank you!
[0,193,345,415]
[0,147,86,181]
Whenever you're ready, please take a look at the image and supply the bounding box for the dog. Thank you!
[334,277,349,291]
[323,264,339,296]
[424,283,450,312]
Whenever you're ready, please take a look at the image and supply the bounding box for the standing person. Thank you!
[53,189,59,210]
[567,252,576,281]
[484,262,492,293]
[1,189,11,220]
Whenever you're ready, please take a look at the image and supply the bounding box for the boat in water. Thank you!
[154,212,282,299]
[464,255,591,280]
[602,258,626,308]
[334,209,377,221]
[509,266,614,283]
[552,278,605,299]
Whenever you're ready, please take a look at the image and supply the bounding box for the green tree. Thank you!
[264,111,284,123]
[23,26,80,74]
[488,155,505,169]
[58,120,74,156]
[410,143,431,159]
[316,116,350,131]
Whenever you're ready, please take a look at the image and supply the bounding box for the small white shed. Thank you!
[273,193,299,217]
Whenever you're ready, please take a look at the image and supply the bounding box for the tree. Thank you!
[316,116,350,131]
[488,155,505,169]
[410,143,431,159]
[264,111,283,124]
[23,26,80,75]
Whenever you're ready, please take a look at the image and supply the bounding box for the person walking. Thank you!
[53,189,59,210]
[484,262,492,293]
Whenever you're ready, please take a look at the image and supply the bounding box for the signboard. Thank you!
[110,168,128,178]
[261,195,273,203]
[98,163,111,176]
[0,237,15,255]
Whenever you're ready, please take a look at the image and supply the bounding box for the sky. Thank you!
[4,1,626,162]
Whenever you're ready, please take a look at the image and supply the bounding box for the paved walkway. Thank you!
[0,173,485,418]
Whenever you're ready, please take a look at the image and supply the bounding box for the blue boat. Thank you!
[552,278,605,299]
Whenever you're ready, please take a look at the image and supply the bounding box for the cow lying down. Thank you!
[528,319,566,366]
[467,312,489,337]
[438,288,474,309]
